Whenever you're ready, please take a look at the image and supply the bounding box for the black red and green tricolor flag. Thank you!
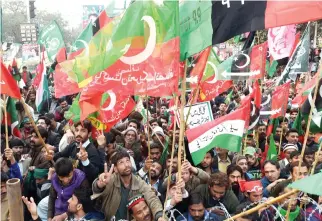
[180,0,322,60]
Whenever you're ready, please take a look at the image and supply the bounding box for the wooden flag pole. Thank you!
[285,73,320,219]
[224,189,299,221]
[177,60,188,180]
[162,96,179,218]
[310,141,322,175]
[2,95,10,149]
[145,95,152,184]
[20,98,49,154]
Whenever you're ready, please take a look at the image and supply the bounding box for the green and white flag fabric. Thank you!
[290,171,322,196]
[38,20,65,62]
[35,60,49,112]
[267,135,277,161]
[186,103,250,165]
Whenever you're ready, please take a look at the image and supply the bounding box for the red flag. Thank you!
[54,65,81,98]
[200,79,233,102]
[292,75,317,107]
[271,82,291,118]
[251,80,262,108]
[250,42,268,80]
[0,62,21,99]
[32,63,43,88]
[56,48,67,63]
[82,37,180,97]
[188,47,211,89]
[79,91,136,129]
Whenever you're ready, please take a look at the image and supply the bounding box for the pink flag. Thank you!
[268,25,296,60]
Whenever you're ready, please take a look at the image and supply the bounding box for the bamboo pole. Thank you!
[20,98,49,154]
[310,141,322,175]
[177,60,188,180]
[146,95,152,184]
[7,178,24,221]
[2,95,9,149]
[162,96,179,218]
[286,74,320,219]
[224,189,299,221]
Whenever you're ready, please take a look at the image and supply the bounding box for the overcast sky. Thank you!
[35,0,130,28]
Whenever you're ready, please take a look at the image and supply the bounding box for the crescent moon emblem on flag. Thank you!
[120,16,156,65]
[76,40,90,57]
[235,53,250,69]
[205,61,218,84]
[101,91,116,111]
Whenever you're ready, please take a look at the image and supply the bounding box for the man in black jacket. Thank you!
[46,120,102,184]
[37,116,61,150]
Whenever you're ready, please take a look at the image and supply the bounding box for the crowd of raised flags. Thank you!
[1,0,322,221]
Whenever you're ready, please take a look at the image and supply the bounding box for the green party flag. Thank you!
[38,20,65,62]
[290,172,322,196]
[64,94,81,123]
[268,60,278,78]
[225,90,233,105]
[267,135,277,161]
[292,110,304,135]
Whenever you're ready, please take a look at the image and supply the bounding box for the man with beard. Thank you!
[288,109,298,128]
[138,160,164,194]
[199,150,215,175]
[37,116,61,150]
[46,120,102,184]
[92,149,165,221]
[227,164,244,202]
[244,146,262,180]
[192,172,239,217]
[127,195,159,221]
[306,132,319,152]
[151,126,166,146]
[20,117,33,140]
[177,193,221,221]
[121,127,142,170]
[256,123,267,152]
[9,138,30,176]
[213,147,233,174]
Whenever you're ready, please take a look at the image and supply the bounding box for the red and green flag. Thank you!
[35,59,49,112]
[292,74,317,108]
[0,62,21,99]
[60,1,179,97]
[6,97,21,138]
[180,0,322,60]
[200,80,233,102]
[186,102,250,165]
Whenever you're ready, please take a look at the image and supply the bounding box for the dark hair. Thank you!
[167,152,178,160]
[58,97,67,104]
[227,164,243,177]
[304,148,316,156]
[286,129,299,137]
[263,160,280,170]
[290,161,309,174]
[110,149,130,166]
[73,188,93,213]
[206,150,215,158]
[290,151,300,159]
[128,119,140,129]
[150,142,163,152]
[38,116,51,127]
[1,173,9,183]
[149,118,159,126]
[159,116,169,123]
[235,202,260,220]
[1,125,11,137]
[290,109,298,114]
[160,103,169,108]
[45,113,55,120]
[54,158,74,177]
[128,111,143,122]
[189,193,204,206]
[30,126,49,141]
[22,66,27,69]
[9,138,25,148]
[152,160,164,174]
[208,172,229,189]
[74,119,92,133]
